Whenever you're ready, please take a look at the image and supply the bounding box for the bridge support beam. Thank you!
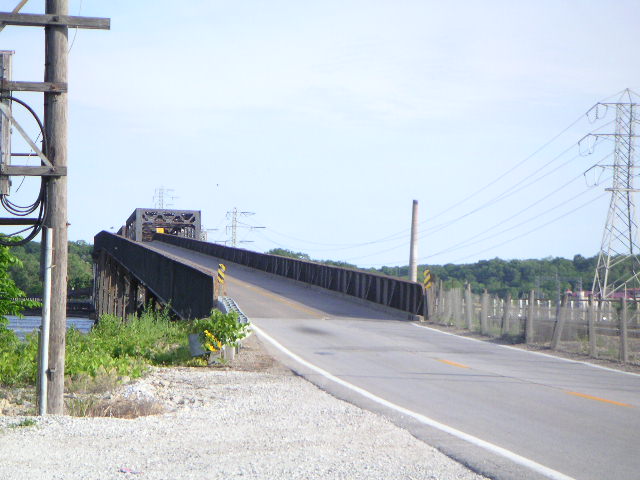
[94,250,154,319]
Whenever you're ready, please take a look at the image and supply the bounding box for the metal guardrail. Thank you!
[218,296,249,324]
[94,231,215,319]
[155,233,424,317]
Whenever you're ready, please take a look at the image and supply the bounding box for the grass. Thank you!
[9,418,37,428]
[0,308,246,417]
[0,307,195,387]
[65,396,164,419]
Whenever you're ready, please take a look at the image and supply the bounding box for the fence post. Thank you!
[621,296,629,363]
[455,288,464,327]
[551,293,568,350]
[428,287,435,320]
[501,293,512,336]
[422,288,433,322]
[526,290,534,344]
[465,284,473,330]
[480,290,489,335]
[588,295,597,358]
[435,280,443,322]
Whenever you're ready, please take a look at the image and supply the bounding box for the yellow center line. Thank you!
[226,276,326,317]
[565,390,632,407]
[437,359,471,369]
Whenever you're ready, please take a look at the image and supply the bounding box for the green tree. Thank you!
[0,244,39,349]
[8,240,94,296]
[266,248,311,260]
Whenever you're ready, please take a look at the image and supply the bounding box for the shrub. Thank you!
[191,310,249,349]
[1,307,193,386]
[0,331,38,386]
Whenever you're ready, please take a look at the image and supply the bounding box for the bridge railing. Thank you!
[154,233,424,318]
[94,231,215,319]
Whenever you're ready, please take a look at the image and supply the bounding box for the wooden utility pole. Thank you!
[0,2,109,415]
[44,0,69,415]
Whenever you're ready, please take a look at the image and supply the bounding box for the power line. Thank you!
[262,109,603,254]
[259,111,593,252]
[450,193,608,264]
[426,178,611,260]
[341,152,589,263]
[256,93,625,267]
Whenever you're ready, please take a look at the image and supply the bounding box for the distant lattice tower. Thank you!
[592,89,640,299]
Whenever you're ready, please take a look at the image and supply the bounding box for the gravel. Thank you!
[0,337,487,480]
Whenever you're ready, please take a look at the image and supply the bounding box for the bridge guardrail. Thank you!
[94,231,215,319]
[155,234,424,317]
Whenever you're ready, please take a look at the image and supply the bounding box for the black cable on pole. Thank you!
[0,95,49,246]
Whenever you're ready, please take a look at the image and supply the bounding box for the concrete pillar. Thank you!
[409,200,419,283]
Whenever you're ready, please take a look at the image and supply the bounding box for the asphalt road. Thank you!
[148,241,640,480]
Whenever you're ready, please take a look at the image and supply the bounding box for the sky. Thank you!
[1,0,639,268]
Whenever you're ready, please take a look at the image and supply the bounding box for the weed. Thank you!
[65,367,122,395]
[65,395,163,419]
[1,307,191,387]
[191,310,249,348]
[9,418,37,428]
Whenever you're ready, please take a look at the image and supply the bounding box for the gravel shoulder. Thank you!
[0,335,487,480]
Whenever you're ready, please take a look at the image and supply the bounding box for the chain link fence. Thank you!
[426,284,640,365]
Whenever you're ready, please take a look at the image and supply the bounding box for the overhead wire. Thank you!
[425,175,612,260]
[0,95,49,246]
[253,94,621,265]
[359,185,609,268]
[450,192,608,264]
[262,106,601,253]
[343,146,612,265]
[341,147,586,263]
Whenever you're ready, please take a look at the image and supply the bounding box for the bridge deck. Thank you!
[145,240,640,480]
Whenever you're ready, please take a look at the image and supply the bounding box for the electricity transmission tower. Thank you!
[226,208,264,247]
[153,186,176,209]
[589,89,640,299]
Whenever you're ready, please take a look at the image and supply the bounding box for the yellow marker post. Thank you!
[423,269,433,290]
[217,263,227,296]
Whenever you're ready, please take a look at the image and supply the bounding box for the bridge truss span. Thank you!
[93,231,215,320]
[154,233,425,320]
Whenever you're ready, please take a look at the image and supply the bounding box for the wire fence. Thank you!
[426,284,640,365]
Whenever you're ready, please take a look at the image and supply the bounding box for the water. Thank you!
[6,316,95,341]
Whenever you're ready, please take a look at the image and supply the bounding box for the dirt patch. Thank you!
[0,386,36,417]
[208,333,292,375]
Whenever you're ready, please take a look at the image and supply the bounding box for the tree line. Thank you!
[3,242,611,301]
[8,240,93,297]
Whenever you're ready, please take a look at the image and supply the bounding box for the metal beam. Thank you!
[0,12,110,30]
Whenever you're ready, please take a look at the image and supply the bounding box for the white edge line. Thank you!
[251,323,576,480]
[412,323,640,378]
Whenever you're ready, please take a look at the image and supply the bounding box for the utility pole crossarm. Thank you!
[1,81,67,93]
[0,12,110,30]
[0,165,66,176]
